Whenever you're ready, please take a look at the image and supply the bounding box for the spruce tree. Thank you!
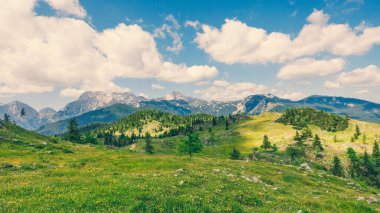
[144,132,154,154]
[301,127,313,141]
[230,148,241,160]
[362,133,367,144]
[373,142,380,158]
[272,144,278,153]
[331,156,344,177]
[225,119,229,130]
[20,108,26,117]
[373,142,380,167]
[212,117,217,126]
[312,134,323,151]
[3,113,10,123]
[294,131,302,142]
[347,148,360,178]
[363,151,375,177]
[67,118,81,143]
[261,135,271,150]
[354,125,361,140]
[178,133,203,157]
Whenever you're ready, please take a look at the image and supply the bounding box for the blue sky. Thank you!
[1,0,380,110]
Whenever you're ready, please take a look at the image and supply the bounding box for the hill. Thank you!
[1,121,380,212]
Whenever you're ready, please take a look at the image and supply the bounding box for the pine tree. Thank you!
[212,117,217,126]
[225,119,229,130]
[272,144,278,153]
[83,133,97,144]
[261,135,271,150]
[294,131,302,142]
[347,148,360,178]
[312,134,323,151]
[178,133,203,157]
[20,108,25,117]
[230,148,241,160]
[144,132,154,154]
[331,156,344,177]
[67,118,81,143]
[354,125,361,139]
[373,142,380,167]
[373,142,380,158]
[363,151,375,177]
[3,113,10,123]
[301,127,313,141]
[362,133,367,144]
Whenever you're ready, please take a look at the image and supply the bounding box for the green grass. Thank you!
[1,115,380,212]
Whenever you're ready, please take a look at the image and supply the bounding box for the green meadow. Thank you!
[1,113,380,212]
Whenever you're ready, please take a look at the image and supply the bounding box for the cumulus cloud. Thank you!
[154,15,183,53]
[277,58,346,80]
[195,9,380,64]
[0,1,217,97]
[325,65,380,88]
[44,0,87,18]
[151,83,165,90]
[185,20,200,29]
[194,80,268,101]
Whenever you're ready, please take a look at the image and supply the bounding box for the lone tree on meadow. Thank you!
[331,156,344,177]
[230,148,241,160]
[144,132,154,154]
[67,118,81,143]
[261,135,271,150]
[179,133,203,157]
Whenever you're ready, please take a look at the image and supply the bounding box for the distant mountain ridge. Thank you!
[1,91,380,132]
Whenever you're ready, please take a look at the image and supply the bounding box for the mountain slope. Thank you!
[36,104,137,135]
[0,101,43,130]
[3,91,380,131]
[235,94,380,123]
[52,91,146,121]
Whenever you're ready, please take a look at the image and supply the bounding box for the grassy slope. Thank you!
[235,113,380,163]
[1,115,380,212]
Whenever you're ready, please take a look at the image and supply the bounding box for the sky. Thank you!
[1,0,380,110]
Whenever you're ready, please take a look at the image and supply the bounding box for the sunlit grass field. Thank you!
[1,115,380,212]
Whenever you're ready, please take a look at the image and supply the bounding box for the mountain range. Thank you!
[1,91,380,135]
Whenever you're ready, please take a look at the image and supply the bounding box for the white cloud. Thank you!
[151,83,165,90]
[355,89,369,94]
[325,65,380,88]
[277,91,305,100]
[0,1,217,97]
[306,9,330,25]
[185,20,200,29]
[194,80,268,101]
[138,93,148,98]
[195,9,380,64]
[154,15,183,53]
[277,58,345,80]
[44,0,87,18]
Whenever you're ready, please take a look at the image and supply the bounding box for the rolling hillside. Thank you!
[1,121,380,212]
